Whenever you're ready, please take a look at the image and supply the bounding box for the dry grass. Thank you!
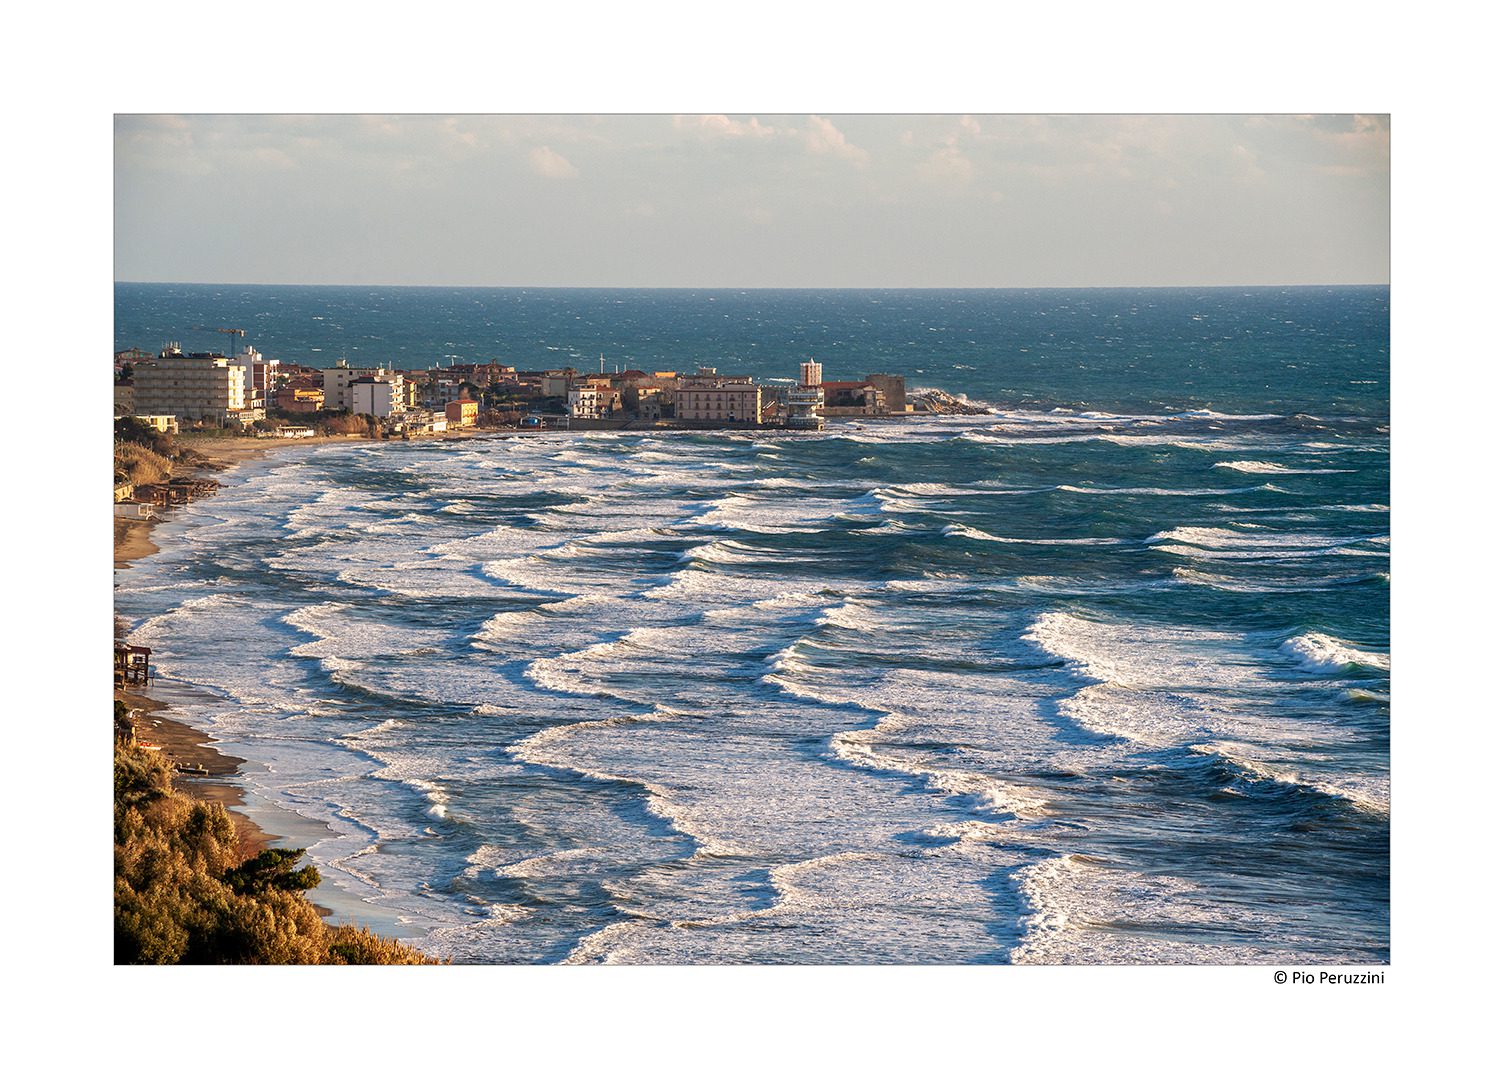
[115,442,174,486]
[115,738,436,965]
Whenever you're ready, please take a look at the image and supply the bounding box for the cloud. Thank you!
[673,114,780,139]
[918,142,975,189]
[528,145,578,179]
[442,117,480,149]
[804,116,867,163]
[915,127,977,189]
[251,146,298,170]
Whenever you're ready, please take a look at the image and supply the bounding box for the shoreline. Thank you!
[114,426,509,933]
[114,439,287,857]
[113,437,342,893]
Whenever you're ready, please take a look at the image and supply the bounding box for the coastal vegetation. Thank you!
[113,417,211,486]
[114,729,433,965]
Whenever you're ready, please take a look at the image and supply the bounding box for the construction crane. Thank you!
[191,326,246,355]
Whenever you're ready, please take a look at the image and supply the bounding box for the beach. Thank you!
[113,437,284,855]
[114,425,519,919]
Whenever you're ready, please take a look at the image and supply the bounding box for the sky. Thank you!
[114,113,1389,289]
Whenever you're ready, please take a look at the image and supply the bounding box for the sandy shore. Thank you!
[114,426,503,916]
[117,687,276,857]
[115,470,279,858]
[182,424,499,470]
[113,436,359,853]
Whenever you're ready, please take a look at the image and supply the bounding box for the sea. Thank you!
[114,284,1390,964]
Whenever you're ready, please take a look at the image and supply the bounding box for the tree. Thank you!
[114,416,174,458]
[221,848,321,896]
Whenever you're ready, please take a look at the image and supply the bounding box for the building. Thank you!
[423,375,473,409]
[350,376,406,418]
[275,383,325,413]
[387,410,448,435]
[445,399,479,427]
[323,360,399,411]
[539,370,574,399]
[133,415,181,435]
[820,381,884,416]
[226,345,280,406]
[113,381,135,417]
[620,373,678,420]
[675,374,762,425]
[133,348,247,424]
[787,361,825,430]
[568,379,622,419]
[440,361,515,385]
[115,347,154,371]
[866,373,909,414]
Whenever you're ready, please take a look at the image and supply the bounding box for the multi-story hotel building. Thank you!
[133,350,247,424]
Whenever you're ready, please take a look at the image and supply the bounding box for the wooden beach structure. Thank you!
[133,476,220,509]
[114,643,153,688]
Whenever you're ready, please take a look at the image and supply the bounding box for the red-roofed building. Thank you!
[820,381,884,415]
[445,399,479,427]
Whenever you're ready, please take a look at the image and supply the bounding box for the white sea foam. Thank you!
[115,414,1388,965]
[1148,526,1376,562]
[1058,484,1257,497]
[1169,567,1371,594]
[1011,855,1344,964]
[942,523,1128,545]
[1280,633,1391,675]
[1214,460,1355,475]
[1195,742,1390,815]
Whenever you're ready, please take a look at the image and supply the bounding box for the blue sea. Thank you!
[114,284,1389,963]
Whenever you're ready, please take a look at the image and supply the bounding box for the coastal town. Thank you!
[111,334,985,672]
[113,336,983,441]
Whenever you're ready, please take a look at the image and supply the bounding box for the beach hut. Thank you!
[114,643,153,687]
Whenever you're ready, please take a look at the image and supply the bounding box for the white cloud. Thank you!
[918,140,975,189]
[528,145,578,179]
[804,116,867,163]
[673,114,780,139]
[442,117,479,149]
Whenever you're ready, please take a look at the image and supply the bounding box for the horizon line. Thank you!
[115,279,1391,291]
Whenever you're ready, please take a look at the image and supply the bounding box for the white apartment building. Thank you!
[133,353,247,424]
[350,376,406,418]
[323,360,398,411]
[227,345,280,406]
[568,381,621,419]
